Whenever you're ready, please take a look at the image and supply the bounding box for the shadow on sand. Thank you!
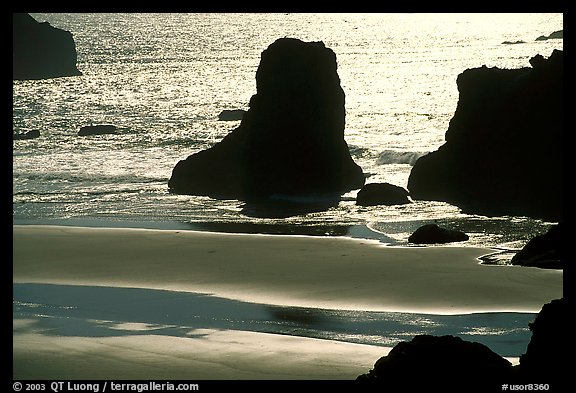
[13,283,535,357]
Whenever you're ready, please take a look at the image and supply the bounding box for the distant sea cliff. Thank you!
[13,13,81,80]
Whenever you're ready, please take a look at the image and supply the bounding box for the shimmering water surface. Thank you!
[13,13,563,249]
[13,283,535,357]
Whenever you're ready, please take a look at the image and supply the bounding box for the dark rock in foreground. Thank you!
[536,30,563,41]
[13,13,82,80]
[357,335,512,389]
[357,298,567,390]
[218,109,246,121]
[13,130,40,140]
[356,183,410,206]
[78,124,117,136]
[511,224,562,269]
[519,298,566,378]
[408,223,468,244]
[168,38,365,200]
[408,50,562,221]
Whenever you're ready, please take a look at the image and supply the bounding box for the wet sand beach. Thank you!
[13,225,562,379]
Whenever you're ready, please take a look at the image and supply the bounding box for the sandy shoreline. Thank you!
[13,225,562,314]
[13,224,562,380]
[13,327,389,380]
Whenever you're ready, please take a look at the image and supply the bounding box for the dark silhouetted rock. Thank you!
[408,50,562,221]
[78,124,117,136]
[535,30,563,41]
[511,224,562,269]
[356,183,410,206]
[168,38,365,199]
[13,13,82,80]
[519,298,566,380]
[408,223,468,244]
[357,335,512,389]
[13,130,40,140]
[502,40,525,45]
[357,300,568,389]
[218,109,246,121]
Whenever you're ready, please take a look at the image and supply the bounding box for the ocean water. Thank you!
[13,13,563,250]
[13,283,535,358]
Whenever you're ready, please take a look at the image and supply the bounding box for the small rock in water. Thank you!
[78,124,118,136]
[408,223,468,244]
[218,109,246,121]
[13,129,40,140]
[356,183,410,206]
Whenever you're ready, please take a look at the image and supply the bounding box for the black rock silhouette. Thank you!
[78,125,118,136]
[357,335,512,390]
[13,130,40,140]
[168,38,365,200]
[511,224,562,269]
[408,50,562,221]
[408,223,469,244]
[356,183,410,206]
[13,13,82,80]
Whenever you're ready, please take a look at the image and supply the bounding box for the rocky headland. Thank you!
[13,13,82,80]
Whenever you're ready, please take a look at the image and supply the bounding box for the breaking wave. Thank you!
[376,150,427,166]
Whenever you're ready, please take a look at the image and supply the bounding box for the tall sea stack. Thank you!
[408,50,563,221]
[168,38,365,200]
[13,13,82,80]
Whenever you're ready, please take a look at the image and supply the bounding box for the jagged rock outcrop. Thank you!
[536,30,563,41]
[356,183,410,206]
[408,50,562,221]
[168,38,365,199]
[13,13,82,80]
[501,40,525,45]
